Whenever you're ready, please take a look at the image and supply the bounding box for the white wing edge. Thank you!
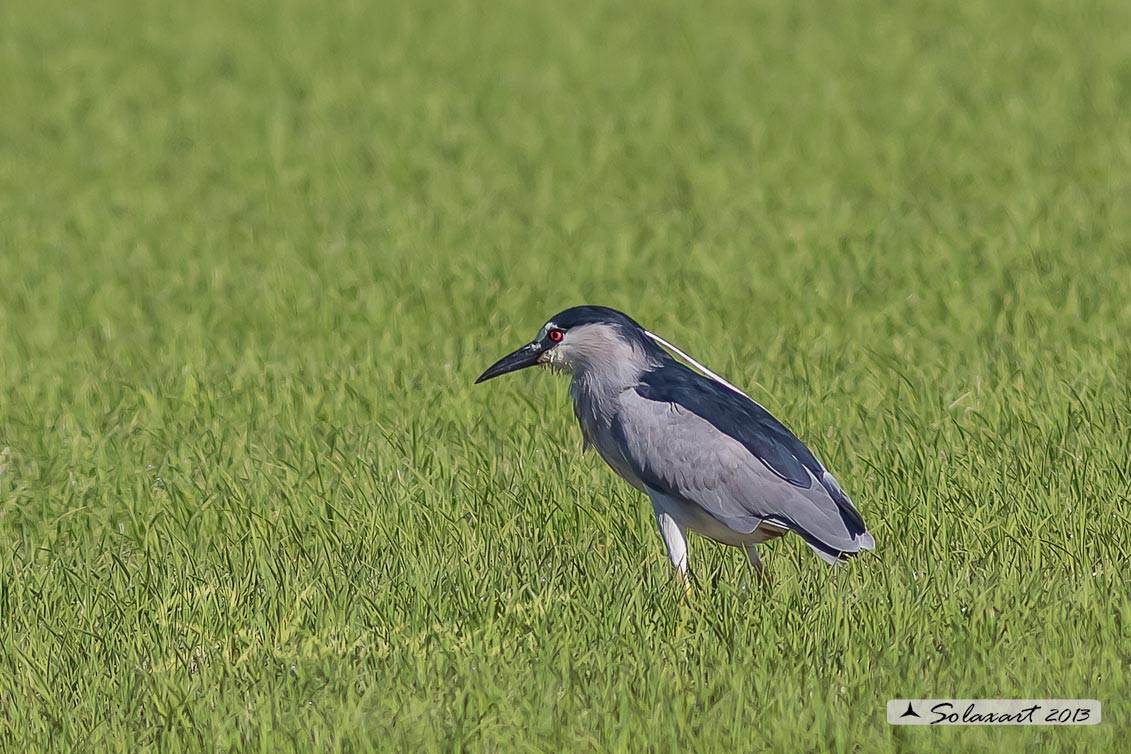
[643,329,765,409]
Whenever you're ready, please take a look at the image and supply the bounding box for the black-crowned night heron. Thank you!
[476,306,874,588]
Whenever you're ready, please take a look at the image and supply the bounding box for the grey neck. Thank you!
[564,326,660,431]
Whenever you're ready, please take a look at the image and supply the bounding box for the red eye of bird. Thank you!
[548,328,564,343]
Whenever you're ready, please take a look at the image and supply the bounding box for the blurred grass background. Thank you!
[1,0,1130,751]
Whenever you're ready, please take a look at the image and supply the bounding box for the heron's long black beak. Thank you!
[475,342,543,384]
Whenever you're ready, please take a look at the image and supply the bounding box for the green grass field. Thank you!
[2,0,1130,751]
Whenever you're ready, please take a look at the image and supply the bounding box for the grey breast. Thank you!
[570,377,647,492]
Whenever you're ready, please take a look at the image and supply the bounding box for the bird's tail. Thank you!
[803,530,875,566]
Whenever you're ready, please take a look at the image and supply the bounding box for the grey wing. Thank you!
[613,392,874,562]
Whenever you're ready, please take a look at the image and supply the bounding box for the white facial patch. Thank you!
[537,321,557,340]
[535,320,562,369]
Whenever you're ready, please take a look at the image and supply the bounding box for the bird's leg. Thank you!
[743,544,771,590]
[654,509,691,597]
